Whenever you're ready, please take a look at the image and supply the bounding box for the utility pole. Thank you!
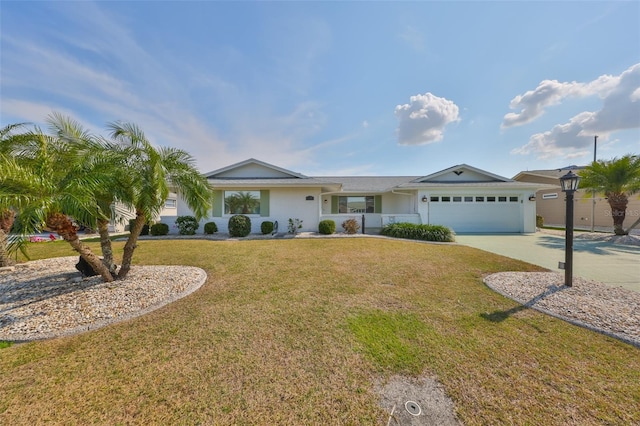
[591,135,598,232]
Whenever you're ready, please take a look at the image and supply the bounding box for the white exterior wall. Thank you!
[161,187,321,234]
[266,187,321,233]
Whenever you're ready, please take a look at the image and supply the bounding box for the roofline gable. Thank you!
[204,158,309,179]
[412,164,512,183]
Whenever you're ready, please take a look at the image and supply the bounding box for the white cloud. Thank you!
[502,70,623,129]
[395,93,460,146]
[509,63,640,159]
[510,112,596,159]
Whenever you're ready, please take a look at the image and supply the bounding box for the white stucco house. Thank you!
[159,158,550,235]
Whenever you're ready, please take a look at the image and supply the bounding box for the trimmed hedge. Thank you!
[261,221,274,235]
[380,223,455,242]
[229,215,251,237]
[150,223,169,236]
[204,222,218,234]
[318,219,336,235]
[175,216,199,235]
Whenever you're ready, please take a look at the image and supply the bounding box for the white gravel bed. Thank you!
[0,257,206,342]
[484,272,640,348]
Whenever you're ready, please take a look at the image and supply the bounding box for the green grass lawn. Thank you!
[1,238,638,425]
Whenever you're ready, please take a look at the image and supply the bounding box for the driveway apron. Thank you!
[455,233,640,293]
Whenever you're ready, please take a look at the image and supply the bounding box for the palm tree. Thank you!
[46,113,134,274]
[0,123,30,266]
[579,154,640,235]
[0,127,115,281]
[107,121,213,279]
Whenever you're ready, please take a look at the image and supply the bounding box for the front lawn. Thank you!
[1,239,638,424]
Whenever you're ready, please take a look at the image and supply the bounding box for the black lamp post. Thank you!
[559,170,581,286]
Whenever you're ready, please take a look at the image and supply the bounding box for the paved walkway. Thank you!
[455,232,640,293]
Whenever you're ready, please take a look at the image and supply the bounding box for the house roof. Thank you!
[204,158,309,179]
[398,180,547,190]
[412,163,512,183]
[204,177,342,192]
[318,176,418,193]
[204,159,553,193]
[513,166,585,181]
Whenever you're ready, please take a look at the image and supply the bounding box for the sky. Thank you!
[1,1,639,179]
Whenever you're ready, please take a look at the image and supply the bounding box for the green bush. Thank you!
[129,219,149,236]
[341,218,360,234]
[380,223,455,242]
[150,223,169,236]
[204,222,218,234]
[175,216,199,235]
[261,221,274,234]
[288,218,303,234]
[229,215,251,237]
[536,215,544,228]
[318,219,336,235]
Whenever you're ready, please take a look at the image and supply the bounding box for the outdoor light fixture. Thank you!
[421,195,428,202]
[560,170,580,192]
[559,170,581,287]
[528,195,536,201]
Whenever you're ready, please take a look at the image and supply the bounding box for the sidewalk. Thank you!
[455,231,640,293]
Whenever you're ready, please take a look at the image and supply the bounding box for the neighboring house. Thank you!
[514,166,640,231]
[162,158,550,235]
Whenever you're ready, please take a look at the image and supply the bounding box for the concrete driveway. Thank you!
[455,232,640,292]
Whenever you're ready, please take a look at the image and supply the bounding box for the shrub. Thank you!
[288,218,303,234]
[229,215,251,237]
[318,219,336,235]
[150,223,169,236]
[261,221,274,235]
[380,222,455,242]
[129,219,149,236]
[204,222,218,234]
[341,218,360,234]
[536,215,544,228]
[175,216,199,235]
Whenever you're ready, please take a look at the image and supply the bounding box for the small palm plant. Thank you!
[579,154,640,235]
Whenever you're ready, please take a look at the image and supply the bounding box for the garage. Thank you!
[427,194,522,233]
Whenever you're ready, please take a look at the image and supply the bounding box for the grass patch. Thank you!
[347,310,432,373]
[0,341,13,349]
[1,238,639,424]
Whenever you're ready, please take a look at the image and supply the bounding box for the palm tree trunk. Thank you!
[97,218,117,274]
[0,209,15,267]
[607,194,628,236]
[0,229,13,267]
[118,211,145,279]
[46,212,114,282]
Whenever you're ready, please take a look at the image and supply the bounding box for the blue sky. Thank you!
[2,1,639,178]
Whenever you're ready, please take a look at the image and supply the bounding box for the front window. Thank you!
[339,196,375,213]
[225,191,260,214]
